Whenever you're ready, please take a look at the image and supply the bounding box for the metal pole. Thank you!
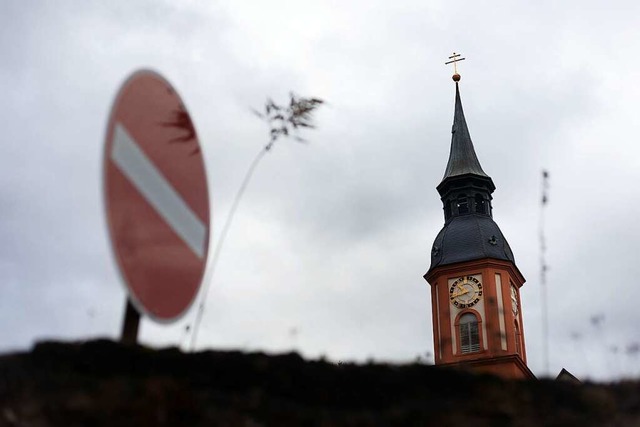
[540,170,550,375]
[120,298,140,345]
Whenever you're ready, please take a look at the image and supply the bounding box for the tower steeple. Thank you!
[436,81,496,226]
[424,62,533,379]
[441,83,490,181]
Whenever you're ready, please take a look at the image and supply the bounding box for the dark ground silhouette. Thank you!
[0,340,638,426]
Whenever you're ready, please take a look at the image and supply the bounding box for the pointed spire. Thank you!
[441,83,489,181]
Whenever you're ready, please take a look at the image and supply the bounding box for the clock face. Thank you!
[449,276,483,309]
[510,285,519,316]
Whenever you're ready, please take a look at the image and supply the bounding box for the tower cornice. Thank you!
[438,354,536,379]
[425,258,525,287]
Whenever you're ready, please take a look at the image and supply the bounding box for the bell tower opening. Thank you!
[475,193,486,214]
[456,195,469,214]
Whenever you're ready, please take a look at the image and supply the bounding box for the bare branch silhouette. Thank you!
[160,105,199,154]
[189,93,324,351]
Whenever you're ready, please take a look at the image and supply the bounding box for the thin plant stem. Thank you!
[187,93,323,351]
[189,144,271,351]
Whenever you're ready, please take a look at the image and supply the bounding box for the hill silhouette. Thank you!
[0,340,638,426]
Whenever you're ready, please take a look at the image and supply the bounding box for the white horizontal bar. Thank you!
[111,123,206,259]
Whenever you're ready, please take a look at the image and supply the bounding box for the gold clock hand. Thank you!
[451,288,470,298]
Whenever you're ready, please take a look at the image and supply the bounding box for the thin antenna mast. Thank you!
[540,170,550,375]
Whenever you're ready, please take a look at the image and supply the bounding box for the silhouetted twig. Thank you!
[189,94,324,351]
[160,105,199,154]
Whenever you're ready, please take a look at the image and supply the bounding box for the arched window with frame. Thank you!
[475,193,486,214]
[460,313,480,353]
[457,194,469,215]
[514,320,522,355]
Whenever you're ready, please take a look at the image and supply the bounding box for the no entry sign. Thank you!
[104,70,210,322]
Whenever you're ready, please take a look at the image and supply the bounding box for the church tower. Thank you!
[424,68,535,379]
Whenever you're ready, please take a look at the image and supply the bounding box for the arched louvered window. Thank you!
[515,320,522,355]
[475,193,486,214]
[457,194,469,214]
[460,313,480,353]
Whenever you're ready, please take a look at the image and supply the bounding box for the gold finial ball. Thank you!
[452,73,461,82]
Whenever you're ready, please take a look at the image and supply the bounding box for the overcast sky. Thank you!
[2,0,640,381]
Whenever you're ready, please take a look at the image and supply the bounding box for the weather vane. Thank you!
[445,52,465,81]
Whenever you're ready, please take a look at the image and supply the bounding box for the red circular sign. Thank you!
[104,70,210,322]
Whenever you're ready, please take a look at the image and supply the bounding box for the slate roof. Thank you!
[440,83,489,182]
[555,368,581,384]
[428,214,515,272]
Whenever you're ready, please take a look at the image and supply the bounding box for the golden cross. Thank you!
[445,52,466,74]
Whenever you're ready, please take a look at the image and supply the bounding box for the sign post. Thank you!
[104,70,210,342]
[120,299,140,344]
